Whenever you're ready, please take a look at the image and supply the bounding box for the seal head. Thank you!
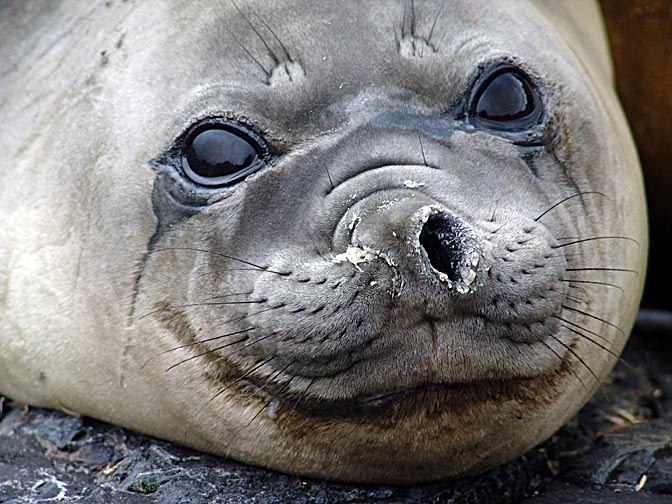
[0,0,647,483]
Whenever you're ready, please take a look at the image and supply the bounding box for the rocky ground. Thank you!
[1,317,671,504]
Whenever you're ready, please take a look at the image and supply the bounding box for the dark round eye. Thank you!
[182,123,266,186]
[471,69,541,131]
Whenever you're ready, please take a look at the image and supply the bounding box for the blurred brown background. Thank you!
[599,0,672,309]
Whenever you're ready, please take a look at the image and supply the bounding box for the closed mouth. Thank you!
[238,368,559,421]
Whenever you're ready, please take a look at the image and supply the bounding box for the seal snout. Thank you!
[418,207,482,293]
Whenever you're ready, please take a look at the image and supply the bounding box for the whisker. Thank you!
[534,191,608,222]
[562,305,626,337]
[223,27,271,80]
[225,332,276,358]
[410,0,416,38]
[425,0,446,45]
[539,338,588,392]
[139,299,265,320]
[258,362,292,394]
[213,306,282,329]
[149,247,289,275]
[210,292,254,300]
[550,253,585,260]
[562,279,624,293]
[206,356,276,404]
[247,364,294,425]
[142,327,256,368]
[553,236,640,249]
[324,164,335,191]
[556,321,626,362]
[488,199,501,223]
[165,336,250,372]
[171,300,266,308]
[230,0,279,65]
[248,5,294,63]
[566,267,639,276]
[553,315,609,345]
[417,132,428,166]
[564,293,587,306]
[291,377,316,413]
[193,268,277,281]
[548,333,601,384]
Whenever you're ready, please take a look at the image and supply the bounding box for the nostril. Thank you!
[419,210,480,290]
[420,212,463,281]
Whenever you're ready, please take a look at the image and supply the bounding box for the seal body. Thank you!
[0,0,646,483]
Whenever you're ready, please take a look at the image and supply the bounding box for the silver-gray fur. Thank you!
[0,0,646,483]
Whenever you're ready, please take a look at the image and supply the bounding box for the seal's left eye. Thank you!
[471,68,542,131]
[182,124,266,186]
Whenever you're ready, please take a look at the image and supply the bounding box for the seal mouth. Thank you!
[239,370,563,421]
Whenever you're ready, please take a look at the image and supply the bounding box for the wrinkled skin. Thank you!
[0,0,646,483]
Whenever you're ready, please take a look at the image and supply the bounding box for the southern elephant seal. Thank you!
[0,0,647,483]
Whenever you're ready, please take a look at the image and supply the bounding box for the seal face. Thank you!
[0,0,647,483]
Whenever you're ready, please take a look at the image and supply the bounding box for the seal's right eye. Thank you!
[181,123,267,186]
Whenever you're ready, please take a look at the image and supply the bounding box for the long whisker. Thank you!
[139,299,266,320]
[553,236,640,249]
[192,268,279,281]
[248,5,294,63]
[165,336,250,372]
[213,305,282,329]
[554,314,611,345]
[257,362,292,394]
[206,356,276,404]
[210,292,254,299]
[142,327,256,369]
[323,164,335,191]
[539,338,588,392]
[224,27,271,80]
[562,279,624,293]
[566,267,639,276]
[564,293,588,306]
[488,199,501,223]
[548,333,601,384]
[426,0,446,45]
[417,132,428,166]
[150,247,290,275]
[562,305,626,337]
[534,191,608,222]
[556,322,626,363]
[225,333,276,358]
[230,0,279,65]
[290,377,316,413]
[247,364,294,425]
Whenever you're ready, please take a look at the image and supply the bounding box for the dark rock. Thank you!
[524,481,671,504]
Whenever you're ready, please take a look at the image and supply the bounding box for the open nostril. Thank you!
[419,210,481,290]
[420,213,463,281]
